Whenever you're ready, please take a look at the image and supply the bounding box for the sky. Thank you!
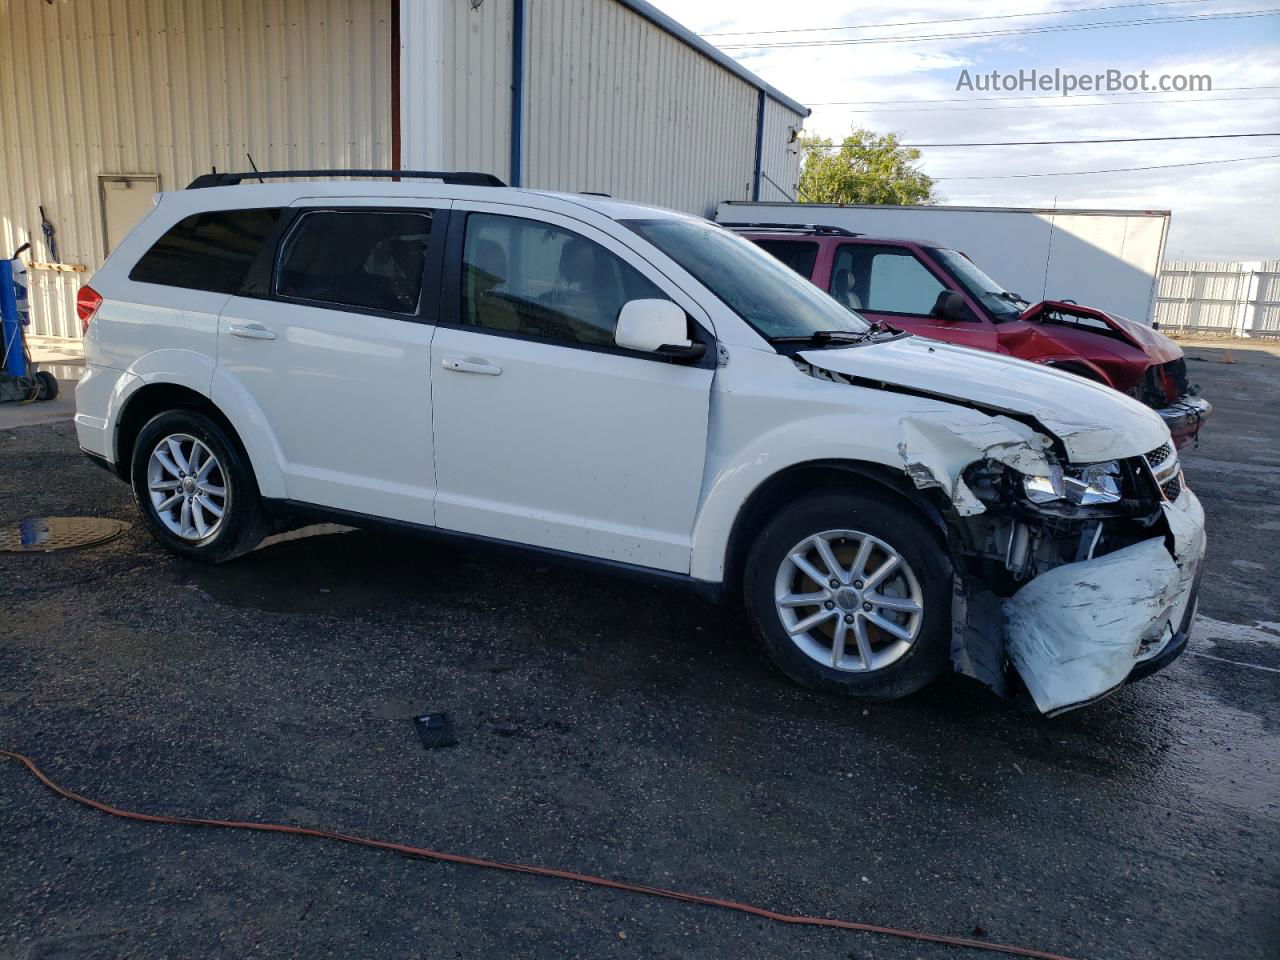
[659,0,1280,261]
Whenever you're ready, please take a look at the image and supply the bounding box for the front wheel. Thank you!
[743,491,952,701]
[130,409,268,563]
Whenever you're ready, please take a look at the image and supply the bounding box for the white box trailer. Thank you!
[715,202,1171,326]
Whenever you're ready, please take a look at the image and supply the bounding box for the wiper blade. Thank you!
[769,330,870,345]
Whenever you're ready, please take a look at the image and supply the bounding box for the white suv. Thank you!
[75,171,1205,714]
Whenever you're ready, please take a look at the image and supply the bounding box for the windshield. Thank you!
[930,247,1028,321]
[623,218,869,339]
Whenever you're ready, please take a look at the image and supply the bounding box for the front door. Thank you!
[829,242,997,351]
[429,205,714,573]
[215,202,444,524]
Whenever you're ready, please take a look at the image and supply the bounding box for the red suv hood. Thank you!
[1019,300,1182,365]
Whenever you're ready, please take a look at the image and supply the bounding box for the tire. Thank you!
[743,490,952,701]
[130,409,269,563]
[35,371,58,401]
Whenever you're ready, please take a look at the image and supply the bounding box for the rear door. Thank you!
[829,242,997,350]
[428,204,714,573]
[214,199,447,524]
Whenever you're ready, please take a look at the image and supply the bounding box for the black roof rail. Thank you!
[720,222,862,237]
[186,169,507,189]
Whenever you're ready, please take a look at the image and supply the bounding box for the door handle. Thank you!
[441,357,502,376]
[228,322,276,340]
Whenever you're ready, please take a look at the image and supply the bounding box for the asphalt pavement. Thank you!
[1,341,1276,960]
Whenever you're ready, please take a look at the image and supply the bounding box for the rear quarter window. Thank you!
[129,208,282,294]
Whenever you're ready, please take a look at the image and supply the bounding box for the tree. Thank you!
[797,128,938,205]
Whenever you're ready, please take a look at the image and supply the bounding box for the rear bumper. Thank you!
[1157,397,1211,447]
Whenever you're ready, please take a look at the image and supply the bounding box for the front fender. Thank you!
[1034,355,1115,387]
[688,402,1055,583]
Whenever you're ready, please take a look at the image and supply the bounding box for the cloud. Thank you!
[660,0,1280,260]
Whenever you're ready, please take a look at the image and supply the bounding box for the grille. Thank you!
[1161,473,1184,502]
[1145,443,1173,468]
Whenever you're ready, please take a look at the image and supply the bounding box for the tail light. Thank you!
[76,285,103,334]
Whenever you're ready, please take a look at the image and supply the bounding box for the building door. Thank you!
[99,175,160,256]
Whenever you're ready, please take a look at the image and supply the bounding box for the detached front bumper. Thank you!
[1157,397,1212,448]
[1002,489,1206,715]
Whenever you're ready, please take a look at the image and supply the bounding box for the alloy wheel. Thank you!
[146,433,228,541]
[773,529,924,672]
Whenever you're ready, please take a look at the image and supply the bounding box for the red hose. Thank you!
[2,749,1083,960]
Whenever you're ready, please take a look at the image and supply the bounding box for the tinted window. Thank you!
[830,244,947,315]
[623,218,868,339]
[130,208,281,293]
[277,210,432,314]
[754,239,820,280]
[461,213,667,347]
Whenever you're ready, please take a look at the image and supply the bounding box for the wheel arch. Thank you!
[718,459,951,603]
[116,384,250,485]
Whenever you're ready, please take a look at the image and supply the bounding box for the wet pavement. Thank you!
[1,343,1277,959]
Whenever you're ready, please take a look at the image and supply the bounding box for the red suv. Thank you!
[732,224,1210,448]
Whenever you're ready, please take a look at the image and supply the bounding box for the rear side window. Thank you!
[130,208,281,293]
[276,210,432,315]
[754,239,819,279]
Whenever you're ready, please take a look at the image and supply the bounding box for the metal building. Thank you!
[0,0,808,340]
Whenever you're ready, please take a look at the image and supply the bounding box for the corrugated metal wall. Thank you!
[0,0,392,339]
[438,0,513,180]
[758,97,802,202]
[1156,260,1280,336]
[521,0,759,215]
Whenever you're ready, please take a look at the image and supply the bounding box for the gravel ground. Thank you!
[1,343,1277,960]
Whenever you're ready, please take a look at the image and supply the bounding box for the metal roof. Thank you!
[616,1,811,118]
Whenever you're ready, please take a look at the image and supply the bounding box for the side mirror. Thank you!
[932,290,969,321]
[615,299,705,360]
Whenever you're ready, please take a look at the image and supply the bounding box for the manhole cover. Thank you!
[0,517,130,552]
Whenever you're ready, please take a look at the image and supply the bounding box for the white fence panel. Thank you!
[1155,260,1280,337]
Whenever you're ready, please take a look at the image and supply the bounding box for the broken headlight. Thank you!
[1023,461,1122,507]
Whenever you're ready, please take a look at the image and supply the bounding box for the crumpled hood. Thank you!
[800,336,1170,463]
[1021,300,1183,365]
[1104,311,1183,364]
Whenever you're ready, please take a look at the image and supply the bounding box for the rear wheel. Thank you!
[130,409,268,562]
[743,491,951,700]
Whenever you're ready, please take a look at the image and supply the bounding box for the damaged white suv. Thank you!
[75,171,1205,715]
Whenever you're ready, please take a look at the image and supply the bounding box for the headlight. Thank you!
[1023,461,1123,506]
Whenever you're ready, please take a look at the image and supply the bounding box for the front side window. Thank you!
[831,244,948,316]
[460,213,668,347]
[130,208,281,293]
[623,218,868,340]
[276,210,432,314]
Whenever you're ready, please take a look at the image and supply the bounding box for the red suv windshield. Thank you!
[929,247,1029,321]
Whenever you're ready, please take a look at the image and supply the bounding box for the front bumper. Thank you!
[1002,489,1206,715]
[1157,397,1212,448]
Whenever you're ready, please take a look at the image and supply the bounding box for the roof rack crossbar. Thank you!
[720,222,862,237]
[186,169,507,189]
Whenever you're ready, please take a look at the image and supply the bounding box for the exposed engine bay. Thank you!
[792,348,1206,715]
[948,442,1201,714]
